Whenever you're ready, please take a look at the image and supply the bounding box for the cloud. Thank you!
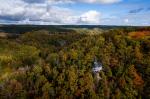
[79,0,122,4]
[23,0,75,5]
[100,11,150,26]
[48,0,74,4]
[23,0,46,3]
[0,0,101,25]
[0,0,26,21]
[0,0,122,25]
[121,13,150,26]
[4,0,150,26]
[129,8,144,14]
[124,19,129,23]
[79,10,101,24]
[47,0,122,4]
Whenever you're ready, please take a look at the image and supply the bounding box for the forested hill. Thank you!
[0,25,75,34]
[0,27,150,98]
[0,25,149,34]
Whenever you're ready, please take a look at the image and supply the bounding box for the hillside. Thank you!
[0,27,150,99]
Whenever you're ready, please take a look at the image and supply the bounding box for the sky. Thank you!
[0,0,150,26]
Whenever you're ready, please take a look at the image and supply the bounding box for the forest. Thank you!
[0,26,150,99]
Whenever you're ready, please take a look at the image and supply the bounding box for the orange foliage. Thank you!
[133,72,144,87]
[75,89,84,97]
[128,31,150,39]
[129,65,144,87]
[110,57,118,68]
[119,78,126,88]
[75,89,81,97]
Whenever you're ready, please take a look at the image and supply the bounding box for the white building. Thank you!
[92,59,103,73]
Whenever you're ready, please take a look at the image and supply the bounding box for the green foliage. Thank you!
[0,27,150,98]
[14,45,40,67]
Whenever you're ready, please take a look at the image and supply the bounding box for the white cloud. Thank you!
[47,0,122,4]
[47,0,74,4]
[124,19,129,23]
[80,10,101,24]
[0,0,26,17]
[0,0,101,25]
[80,0,122,4]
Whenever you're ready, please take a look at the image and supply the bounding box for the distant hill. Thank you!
[0,25,74,34]
[0,25,149,34]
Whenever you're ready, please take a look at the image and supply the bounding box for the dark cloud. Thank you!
[23,0,46,3]
[129,8,144,14]
[0,13,25,21]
